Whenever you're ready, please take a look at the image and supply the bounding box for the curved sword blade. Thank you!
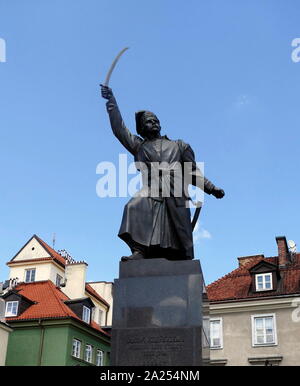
[191,202,202,231]
[104,47,129,86]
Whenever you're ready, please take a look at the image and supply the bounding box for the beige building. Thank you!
[0,299,12,366]
[207,236,300,366]
[88,281,114,327]
[6,234,113,328]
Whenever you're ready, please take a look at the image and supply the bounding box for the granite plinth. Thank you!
[111,327,202,366]
[111,258,206,366]
[119,258,202,278]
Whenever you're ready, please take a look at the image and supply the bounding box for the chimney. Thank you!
[276,236,290,267]
[238,254,264,268]
[61,261,88,299]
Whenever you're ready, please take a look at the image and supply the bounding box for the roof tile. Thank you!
[5,281,109,336]
[34,235,67,266]
[207,254,300,302]
[85,284,110,308]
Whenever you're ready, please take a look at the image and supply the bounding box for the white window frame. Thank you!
[255,273,273,291]
[82,306,91,324]
[56,274,63,287]
[98,309,104,326]
[5,301,19,317]
[96,349,104,366]
[91,307,96,321]
[251,313,277,347]
[25,268,36,283]
[71,338,81,358]
[209,317,223,349]
[84,344,93,363]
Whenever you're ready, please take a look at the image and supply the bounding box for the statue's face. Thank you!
[142,113,161,137]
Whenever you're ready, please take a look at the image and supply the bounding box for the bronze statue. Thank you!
[100,85,224,261]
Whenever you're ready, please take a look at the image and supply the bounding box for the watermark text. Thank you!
[96,154,205,207]
[291,38,300,63]
[0,38,6,62]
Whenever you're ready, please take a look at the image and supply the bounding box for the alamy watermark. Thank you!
[0,38,6,62]
[291,38,300,63]
[96,154,205,207]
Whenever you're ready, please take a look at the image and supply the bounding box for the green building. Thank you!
[4,280,110,366]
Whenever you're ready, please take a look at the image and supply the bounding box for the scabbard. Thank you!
[191,204,202,231]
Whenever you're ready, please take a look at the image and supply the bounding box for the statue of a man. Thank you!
[101,85,225,261]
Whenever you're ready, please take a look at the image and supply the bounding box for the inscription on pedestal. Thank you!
[112,327,202,366]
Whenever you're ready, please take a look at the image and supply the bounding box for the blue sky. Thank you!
[1,0,300,285]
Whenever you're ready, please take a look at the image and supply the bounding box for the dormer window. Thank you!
[64,298,94,323]
[249,260,279,294]
[255,273,273,291]
[3,290,34,318]
[5,301,19,316]
[82,305,91,323]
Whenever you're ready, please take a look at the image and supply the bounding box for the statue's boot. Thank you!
[121,250,145,262]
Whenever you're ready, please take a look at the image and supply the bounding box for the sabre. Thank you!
[191,202,202,231]
[103,47,129,86]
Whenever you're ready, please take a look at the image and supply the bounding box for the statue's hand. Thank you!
[100,84,113,100]
[212,187,225,199]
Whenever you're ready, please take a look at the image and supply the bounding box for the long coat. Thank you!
[106,96,216,260]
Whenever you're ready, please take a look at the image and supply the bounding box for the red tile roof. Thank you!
[5,281,109,337]
[34,235,67,267]
[207,254,300,302]
[6,281,73,319]
[85,284,110,308]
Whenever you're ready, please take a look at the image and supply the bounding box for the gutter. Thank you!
[210,292,300,305]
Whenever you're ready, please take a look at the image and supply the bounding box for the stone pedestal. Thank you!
[111,258,209,366]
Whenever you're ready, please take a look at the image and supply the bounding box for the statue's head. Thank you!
[135,110,161,139]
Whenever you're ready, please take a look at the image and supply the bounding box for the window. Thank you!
[82,306,91,323]
[72,339,81,358]
[84,344,93,363]
[98,309,104,326]
[5,301,19,317]
[25,269,36,283]
[252,314,277,346]
[91,307,96,321]
[210,318,223,349]
[96,350,104,366]
[56,274,63,287]
[255,273,273,291]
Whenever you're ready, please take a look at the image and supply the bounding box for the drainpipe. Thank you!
[38,319,45,366]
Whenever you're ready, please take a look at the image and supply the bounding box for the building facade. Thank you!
[3,281,110,366]
[0,313,12,366]
[1,234,113,366]
[207,236,300,366]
